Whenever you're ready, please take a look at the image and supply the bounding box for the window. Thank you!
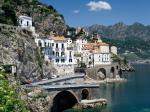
[52,51,55,55]
[69,51,72,57]
[38,40,42,47]
[62,44,64,48]
[61,52,65,56]
[89,56,91,59]
[56,59,59,62]
[69,59,72,62]
[44,42,46,47]
[52,43,54,46]
[27,21,29,26]
[21,20,22,24]
[56,43,58,48]
[48,50,50,55]
[61,59,65,63]
[56,52,59,57]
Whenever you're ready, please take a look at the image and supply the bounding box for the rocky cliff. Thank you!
[0,30,57,84]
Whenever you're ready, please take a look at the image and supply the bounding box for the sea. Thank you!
[65,64,150,112]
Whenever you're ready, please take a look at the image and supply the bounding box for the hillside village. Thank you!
[17,15,120,78]
[0,14,121,78]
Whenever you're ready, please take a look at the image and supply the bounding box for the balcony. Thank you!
[49,55,67,59]
[61,48,65,51]
[55,48,59,51]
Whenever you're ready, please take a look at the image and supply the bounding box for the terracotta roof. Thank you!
[83,43,94,50]
[49,36,65,41]
[83,42,109,50]
[96,42,109,46]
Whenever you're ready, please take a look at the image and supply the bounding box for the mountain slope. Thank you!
[85,22,150,40]
[0,0,66,36]
[85,22,150,59]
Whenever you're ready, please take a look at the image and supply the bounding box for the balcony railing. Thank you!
[49,55,67,59]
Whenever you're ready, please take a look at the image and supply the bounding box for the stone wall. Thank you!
[0,23,19,32]
[86,62,121,80]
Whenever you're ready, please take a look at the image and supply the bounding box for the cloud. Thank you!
[73,10,80,14]
[86,1,112,11]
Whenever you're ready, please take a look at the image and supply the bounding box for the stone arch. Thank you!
[51,90,79,112]
[110,67,115,78]
[97,68,107,80]
[81,88,89,100]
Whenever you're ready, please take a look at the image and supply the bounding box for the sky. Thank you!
[39,0,150,27]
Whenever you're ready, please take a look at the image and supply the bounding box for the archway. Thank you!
[97,68,106,80]
[51,91,78,112]
[81,89,89,100]
[38,40,42,47]
[110,67,115,78]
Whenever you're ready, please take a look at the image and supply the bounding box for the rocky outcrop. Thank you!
[20,87,52,112]
[0,30,57,84]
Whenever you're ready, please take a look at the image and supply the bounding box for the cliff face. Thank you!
[0,30,57,84]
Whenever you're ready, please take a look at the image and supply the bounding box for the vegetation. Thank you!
[0,2,17,25]
[102,37,150,59]
[0,0,63,25]
[35,47,44,79]
[65,26,88,41]
[86,22,150,59]
[0,71,28,112]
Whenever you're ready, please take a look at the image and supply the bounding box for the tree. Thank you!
[2,3,17,25]
[123,57,128,65]
[0,72,28,112]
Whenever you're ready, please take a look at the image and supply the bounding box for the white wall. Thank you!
[19,16,32,27]
[18,16,37,36]
[100,46,109,53]
[93,53,111,65]
[75,39,87,53]
[111,46,117,55]
[35,38,75,66]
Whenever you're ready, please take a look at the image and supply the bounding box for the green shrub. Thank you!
[0,72,28,112]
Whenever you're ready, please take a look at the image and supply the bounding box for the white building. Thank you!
[74,38,87,54]
[111,46,117,55]
[82,41,111,67]
[18,16,38,37]
[35,36,75,75]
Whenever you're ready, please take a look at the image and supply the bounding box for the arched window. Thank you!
[20,20,22,24]
[38,40,42,47]
[52,51,55,55]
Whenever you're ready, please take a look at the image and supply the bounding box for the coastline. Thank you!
[85,78,127,84]
[131,60,150,64]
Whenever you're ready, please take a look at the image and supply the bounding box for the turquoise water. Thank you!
[100,64,150,112]
[66,64,150,112]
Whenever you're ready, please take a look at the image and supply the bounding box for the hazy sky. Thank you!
[39,0,150,27]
